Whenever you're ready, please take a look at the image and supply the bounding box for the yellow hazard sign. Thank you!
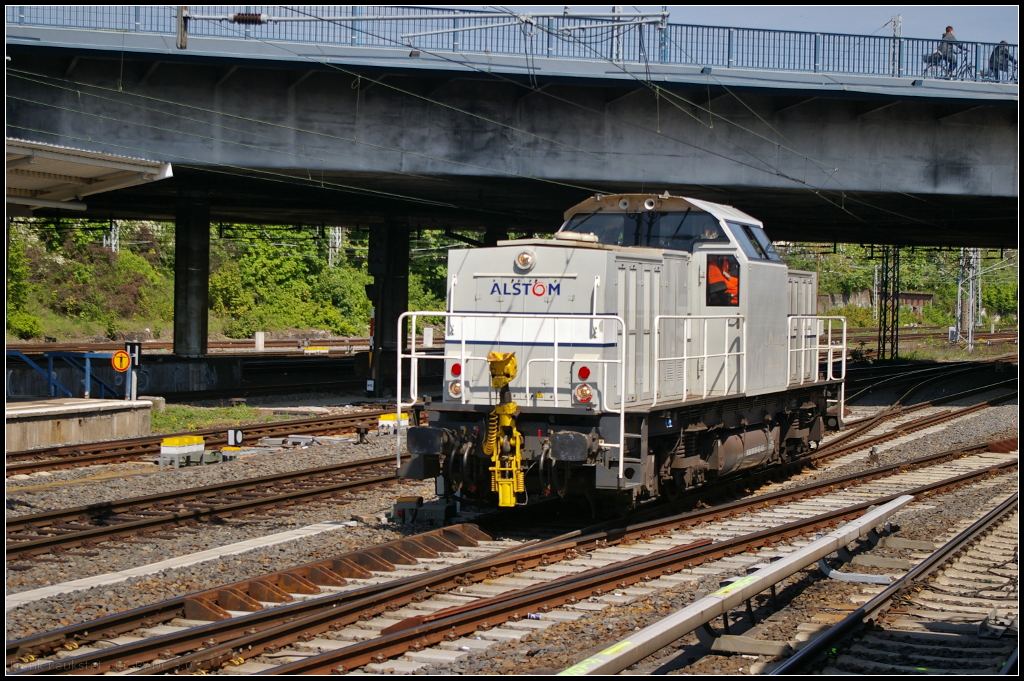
[111,350,132,372]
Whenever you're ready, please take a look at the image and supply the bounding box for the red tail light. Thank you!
[577,366,591,380]
[451,363,462,376]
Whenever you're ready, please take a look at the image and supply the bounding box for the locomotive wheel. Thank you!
[658,474,683,503]
[658,468,691,504]
[444,442,472,493]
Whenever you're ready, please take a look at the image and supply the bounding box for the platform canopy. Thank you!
[6,138,172,216]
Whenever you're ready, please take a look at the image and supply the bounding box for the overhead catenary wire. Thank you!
[533,17,939,226]
[660,31,938,212]
[530,19,874,223]
[7,69,608,204]
[295,7,830,194]
[13,12,867,222]
[472,10,931,225]
[204,7,654,177]
[11,9,996,236]
[335,5,930,228]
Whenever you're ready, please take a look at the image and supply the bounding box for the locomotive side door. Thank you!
[656,255,688,403]
[616,262,637,404]
[615,258,662,406]
[695,249,743,397]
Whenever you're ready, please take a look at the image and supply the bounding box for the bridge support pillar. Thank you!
[876,245,901,360]
[367,221,409,397]
[484,223,508,247]
[173,189,210,358]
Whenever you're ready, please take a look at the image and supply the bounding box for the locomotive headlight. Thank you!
[448,381,462,398]
[515,250,535,272]
[574,383,593,404]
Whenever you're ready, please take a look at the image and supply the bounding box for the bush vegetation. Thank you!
[6,221,1016,342]
[779,243,1017,328]
[6,220,454,341]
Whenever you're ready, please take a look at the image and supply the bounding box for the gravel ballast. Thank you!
[414,468,1018,676]
[6,431,399,513]
[5,433,439,641]
[5,379,1016,665]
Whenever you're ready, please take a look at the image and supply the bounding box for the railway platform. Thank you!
[5,398,153,452]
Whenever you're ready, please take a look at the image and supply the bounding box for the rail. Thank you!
[560,495,916,675]
[6,6,1016,84]
[771,491,1020,675]
[652,314,746,408]
[397,311,628,480]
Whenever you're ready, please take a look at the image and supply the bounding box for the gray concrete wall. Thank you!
[7,59,1017,198]
[6,399,152,451]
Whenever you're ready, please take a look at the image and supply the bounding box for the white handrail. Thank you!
[787,315,847,384]
[651,314,746,408]
[397,311,629,481]
[787,315,848,426]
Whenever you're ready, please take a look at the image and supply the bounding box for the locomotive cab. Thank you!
[396,194,845,512]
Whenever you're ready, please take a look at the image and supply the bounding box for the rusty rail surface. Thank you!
[252,460,1022,675]
[6,456,405,559]
[772,491,1020,675]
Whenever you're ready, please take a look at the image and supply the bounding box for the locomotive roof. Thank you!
[562,194,762,226]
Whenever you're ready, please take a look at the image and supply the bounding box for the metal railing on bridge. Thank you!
[7,6,1018,84]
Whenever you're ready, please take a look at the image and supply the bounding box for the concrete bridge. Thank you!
[6,7,1018,363]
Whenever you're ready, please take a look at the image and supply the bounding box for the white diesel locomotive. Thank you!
[396,194,845,511]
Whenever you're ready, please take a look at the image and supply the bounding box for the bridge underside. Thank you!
[34,167,1016,249]
[8,46,1017,249]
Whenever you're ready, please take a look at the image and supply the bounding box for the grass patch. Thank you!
[896,342,1017,362]
[850,338,1018,363]
[151,404,303,435]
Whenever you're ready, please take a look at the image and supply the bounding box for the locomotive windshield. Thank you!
[561,210,729,252]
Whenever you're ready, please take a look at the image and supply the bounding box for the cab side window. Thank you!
[707,254,740,307]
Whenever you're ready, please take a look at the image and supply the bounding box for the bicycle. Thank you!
[922,46,972,80]
[982,55,1018,83]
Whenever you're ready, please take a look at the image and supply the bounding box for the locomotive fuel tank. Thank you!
[707,423,781,476]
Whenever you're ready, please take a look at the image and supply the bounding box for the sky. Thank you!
[469,6,1019,45]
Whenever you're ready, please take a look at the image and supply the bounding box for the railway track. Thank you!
[5,455,405,560]
[815,382,1018,462]
[12,327,1012,357]
[7,437,1016,675]
[844,356,1015,402]
[5,410,392,476]
[846,329,1018,345]
[11,375,1000,560]
[774,492,1018,676]
[6,338,375,355]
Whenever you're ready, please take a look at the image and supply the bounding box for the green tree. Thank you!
[983,281,1018,318]
[208,225,359,338]
[6,232,43,339]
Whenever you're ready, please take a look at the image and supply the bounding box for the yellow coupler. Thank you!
[483,351,526,507]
